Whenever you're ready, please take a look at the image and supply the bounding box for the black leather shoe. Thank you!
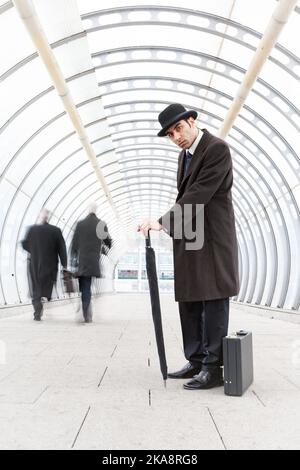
[167,362,201,379]
[183,369,223,390]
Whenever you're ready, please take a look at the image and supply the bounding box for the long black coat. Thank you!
[22,223,67,300]
[71,213,111,278]
[159,129,239,302]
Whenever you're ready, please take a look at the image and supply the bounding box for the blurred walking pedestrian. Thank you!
[22,209,67,321]
[70,203,112,323]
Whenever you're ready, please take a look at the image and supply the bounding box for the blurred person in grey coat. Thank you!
[22,209,67,321]
[70,203,112,323]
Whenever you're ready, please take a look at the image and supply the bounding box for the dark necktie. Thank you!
[185,150,193,174]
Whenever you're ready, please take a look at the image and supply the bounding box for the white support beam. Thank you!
[12,0,120,220]
[218,0,298,139]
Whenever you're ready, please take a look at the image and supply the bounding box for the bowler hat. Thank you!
[157,103,198,137]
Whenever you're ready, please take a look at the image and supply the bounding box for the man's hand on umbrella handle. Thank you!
[137,220,163,236]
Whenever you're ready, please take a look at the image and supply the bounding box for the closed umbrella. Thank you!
[145,231,168,384]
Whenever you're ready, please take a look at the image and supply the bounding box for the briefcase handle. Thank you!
[236,330,249,336]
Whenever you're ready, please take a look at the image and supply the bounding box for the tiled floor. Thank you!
[0,293,299,450]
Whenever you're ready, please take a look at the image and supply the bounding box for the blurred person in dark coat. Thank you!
[22,209,67,321]
[70,203,112,323]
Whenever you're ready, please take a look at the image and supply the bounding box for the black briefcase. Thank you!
[62,269,75,294]
[223,330,253,396]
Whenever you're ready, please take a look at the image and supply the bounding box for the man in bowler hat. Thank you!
[138,103,239,389]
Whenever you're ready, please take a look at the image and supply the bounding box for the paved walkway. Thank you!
[0,293,300,450]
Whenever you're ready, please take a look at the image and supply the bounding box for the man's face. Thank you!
[166,118,198,149]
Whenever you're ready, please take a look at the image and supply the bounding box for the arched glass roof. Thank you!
[0,0,299,309]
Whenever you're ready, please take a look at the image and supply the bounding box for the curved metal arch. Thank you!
[230,195,257,302]
[4,140,120,294]
[108,186,177,206]
[112,194,179,210]
[3,47,296,180]
[232,169,276,306]
[45,170,129,228]
[55,173,177,224]
[232,180,265,303]
[232,236,243,302]
[115,143,179,156]
[10,151,132,303]
[120,165,177,175]
[115,189,177,202]
[229,127,300,217]
[101,76,300,149]
[45,166,124,225]
[2,120,129,292]
[2,89,284,226]
[4,142,175,304]
[0,94,107,180]
[109,119,300,228]
[110,126,297,244]
[1,4,298,308]
[112,125,289,304]
[2,129,129,303]
[113,124,300,181]
[106,117,300,211]
[57,178,176,224]
[0,68,95,135]
[62,189,130,248]
[0,2,13,15]
[1,12,296,178]
[54,159,280,307]
[120,156,178,166]
[10,134,112,215]
[57,153,276,304]
[108,108,299,222]
[83,5,299,77]
[112,99,298,222]
[61,196,121,279]
[229,160,277,305]
[106,95,300,172]
[4,107,296,308]
[215,130,291,307]
[0,30,86,82]
[94,45,299,123]
[111,131,283,306]
[2,75,298,192]
[231,166,288,307]
[58,181,176,240]
[234,218,251,302]
[60,178,178,244]
[113,181,263,305]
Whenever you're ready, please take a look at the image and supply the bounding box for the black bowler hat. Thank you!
[157,103,198,137]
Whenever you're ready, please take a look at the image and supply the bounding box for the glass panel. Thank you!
[0,7,35,76]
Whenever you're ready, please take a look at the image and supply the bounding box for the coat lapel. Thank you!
[178,129,212,190]
[177,149,185,190]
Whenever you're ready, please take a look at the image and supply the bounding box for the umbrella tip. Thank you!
[163,380,167,388]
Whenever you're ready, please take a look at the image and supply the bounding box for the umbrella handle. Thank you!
[145,230,151,248]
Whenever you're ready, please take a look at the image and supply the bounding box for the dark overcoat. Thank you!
[159,129,239,302]
[71,213,111,278]
[22,223,67,299]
